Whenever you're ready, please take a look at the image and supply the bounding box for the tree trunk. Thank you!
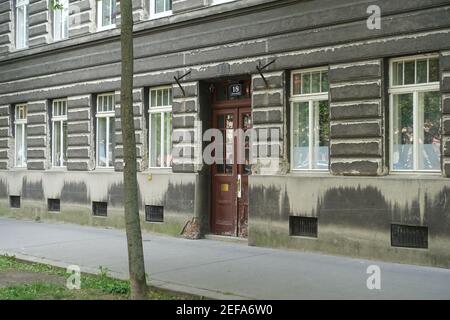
[120,0,148,300]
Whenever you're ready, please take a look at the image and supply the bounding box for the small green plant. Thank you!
[82,266,130,295]
[50,0,64,10]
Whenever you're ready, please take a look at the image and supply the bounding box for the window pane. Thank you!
[292,102,309,169]
[16,6,26,48]
[16,124,25,166]
[53,121,62,166]
[166,0,172,10]
[97,118,107,167]
[321,71,329,92]
[63,121,68,166]
[418,91,441,171]
[416,60,428,84]
[392,93,414,170]
[163,112,172,167]
[404,61,415,85]
[54,8,62,40]
[155,0,165,13]
[392,62,403,86]
[311,72,321,93]
[292,74,301,95]
[150,113,162,167]
[429,58,439,82]
[313,100,329,170]
[150,90,157,107]
[108,117,115,167]
[302,73,311,94]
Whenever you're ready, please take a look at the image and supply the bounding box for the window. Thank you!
[149,0,172,19]
[145,205,164,222]
[96,94,115,168]
[290,68,330,171]
[15,0,29,49]
[52,99,68,167]
[92,201,107,216]
[149,87,172,168]
[53,0,69,41]
[14,104,27,168]
[389,55,441,172]
[97,0,117,30]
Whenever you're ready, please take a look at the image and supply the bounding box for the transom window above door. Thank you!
[389,55,441,173]
[290,67,330,171]
[150,0,173,19]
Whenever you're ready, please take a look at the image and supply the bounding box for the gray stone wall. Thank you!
[0,1,12,53]
[329,60,385,176]
[29,0,50,46]
[67,94,95,171]
[114,88,147,172]
[27,100,50,170]
[69,0,96,37]
[172,81,201,173]
[251,71,287,175]
[442,50,450,177]
[0,105,11,170]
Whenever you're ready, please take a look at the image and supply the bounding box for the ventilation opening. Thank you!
[289,216,318,238]
[48,199,60,212]
[145,205,164,223]
[92,202,108,217]
[9,196,20,209]
[391,224,428,249]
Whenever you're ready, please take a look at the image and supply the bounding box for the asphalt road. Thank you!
[0,217,449,300]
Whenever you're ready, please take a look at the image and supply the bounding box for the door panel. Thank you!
[211,109,238,236]
[211,106,251,238]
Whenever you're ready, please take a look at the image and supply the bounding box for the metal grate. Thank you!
[391,224,428,249]
[9,196,20,209]
[48,199,60,212]
[289,216,318,238]
[92,202,108,217]
[145,205,164,223]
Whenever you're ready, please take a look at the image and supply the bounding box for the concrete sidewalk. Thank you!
[0,217,449,300]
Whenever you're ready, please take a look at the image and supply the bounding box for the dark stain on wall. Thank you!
[22,178,44,200]
[319,186,390,230]
[0,179,7,198]
[249,185,290,221]
[61,182,89,204]
[165,182,195,214]
[108,182,124,208]
[250,183,450,236]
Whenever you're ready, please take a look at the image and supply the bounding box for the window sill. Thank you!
[149,11,173,20]
[97,24,116,32]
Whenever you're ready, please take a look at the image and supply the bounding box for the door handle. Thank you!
[237,174,242,199]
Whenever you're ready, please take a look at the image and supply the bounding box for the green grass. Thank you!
[0,255,196,300]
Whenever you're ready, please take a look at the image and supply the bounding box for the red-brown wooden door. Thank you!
[211,107,252,237]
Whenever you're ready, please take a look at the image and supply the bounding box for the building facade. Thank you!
[0,0,450,268]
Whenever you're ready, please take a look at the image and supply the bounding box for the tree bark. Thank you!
[120,0,147,300]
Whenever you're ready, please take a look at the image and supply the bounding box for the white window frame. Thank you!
[53,0,69,41]
[96,93,115,169]
[51,99,68,168]
[290,67,330,172]
[389,54,441,174]
[149,0,173,20]
[210,0,237,6]
[148,86,172,169]
[14,104,27,168]
[97,0,116,31]
[15,0,29,49]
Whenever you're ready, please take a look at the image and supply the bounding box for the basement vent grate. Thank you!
[92,202,108,217]
[145,205,164,223]
[289,216,318,238]
[48,199,60,212]
[391,224,428,249]
[9,196,20,209]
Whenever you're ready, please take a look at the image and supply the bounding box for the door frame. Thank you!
[209,79,252,237]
